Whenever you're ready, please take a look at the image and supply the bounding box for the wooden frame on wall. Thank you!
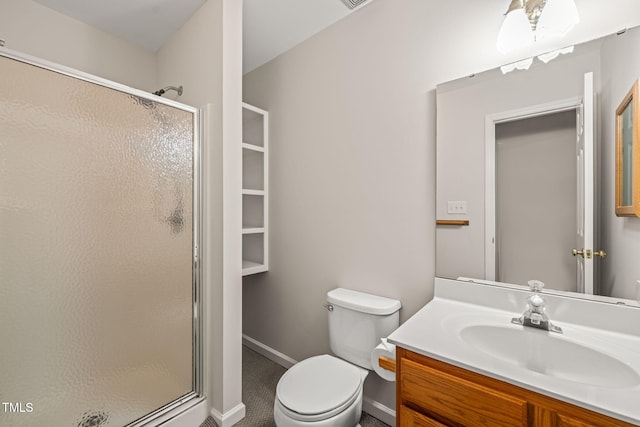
[615,79,640,217]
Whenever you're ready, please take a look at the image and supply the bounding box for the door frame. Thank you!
[484,97,582,282]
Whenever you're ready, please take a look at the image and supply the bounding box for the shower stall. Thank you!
[0,49,203,426]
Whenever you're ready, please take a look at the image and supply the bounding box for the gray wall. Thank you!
[242,0,640,413]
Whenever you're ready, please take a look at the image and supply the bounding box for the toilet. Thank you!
[274,288,401,427]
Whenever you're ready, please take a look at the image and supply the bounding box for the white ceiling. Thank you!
[243,0,363,73]
[33,0,367,74]
[33,0,207,52]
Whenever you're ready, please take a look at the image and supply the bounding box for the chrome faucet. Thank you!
[511,280,563,334]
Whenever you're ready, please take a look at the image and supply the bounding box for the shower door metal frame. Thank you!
[0,47,205,427]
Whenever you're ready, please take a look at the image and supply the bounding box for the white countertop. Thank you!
[387,277,640,425]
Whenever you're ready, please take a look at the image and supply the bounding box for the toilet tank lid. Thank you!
[327,288,401,315]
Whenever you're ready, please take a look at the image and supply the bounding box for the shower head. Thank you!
[339,0,370,9]
[153,85,183,97]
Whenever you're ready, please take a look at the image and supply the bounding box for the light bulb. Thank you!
[537,0,579,40]
[497,8,535,54]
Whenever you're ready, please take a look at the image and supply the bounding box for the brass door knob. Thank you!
[572,249,585,257]
[573,248,606,259]
[593,250,607,258]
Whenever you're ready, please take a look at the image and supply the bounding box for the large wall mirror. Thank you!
[436,25,640,304]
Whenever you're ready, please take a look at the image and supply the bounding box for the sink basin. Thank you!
[460,324,640,388]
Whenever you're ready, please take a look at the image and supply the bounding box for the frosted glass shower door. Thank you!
[0,53,200,427]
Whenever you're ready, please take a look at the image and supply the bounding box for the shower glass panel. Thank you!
[0,53,200,427]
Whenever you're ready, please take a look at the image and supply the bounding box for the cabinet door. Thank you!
[400,358,528,427]
[399,405,448,427]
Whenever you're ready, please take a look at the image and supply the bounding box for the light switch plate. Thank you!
[447,201,467,214]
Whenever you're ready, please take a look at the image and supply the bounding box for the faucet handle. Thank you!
[528,294,545,310]
[528,280,545,292]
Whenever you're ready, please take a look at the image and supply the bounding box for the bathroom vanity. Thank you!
[396,348,634,427]
[387,278,640,427]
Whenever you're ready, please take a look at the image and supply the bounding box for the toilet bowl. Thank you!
[274,355,367,427]
[273,288,401,427]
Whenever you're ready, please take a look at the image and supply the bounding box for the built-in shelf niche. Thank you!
[243,193,264,228]
[242,103,268,276]
[242,149,264,191]
[242,233,266,275]
[243,107,264,147]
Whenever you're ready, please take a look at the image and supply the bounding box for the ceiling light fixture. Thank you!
[499,45,574,75]
[500,57,534,74]
[497,0,579,54]
[537,45,575,63]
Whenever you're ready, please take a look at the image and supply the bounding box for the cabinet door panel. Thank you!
[400,358,528,427]
[399,405,448,427]
[558,413,623,427]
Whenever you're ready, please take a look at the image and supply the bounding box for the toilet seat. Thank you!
[276,355,363,422]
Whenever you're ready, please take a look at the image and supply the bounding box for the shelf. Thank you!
[243,149,264,191]
[242,102,268,277]
[242,142,265,152]
[242,260,267,276]
[242,227,265,234]
[436,219,470,226]
[242,104,266,147]
[243,193,264,228]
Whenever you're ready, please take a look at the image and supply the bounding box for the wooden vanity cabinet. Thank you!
[396,348,636,427]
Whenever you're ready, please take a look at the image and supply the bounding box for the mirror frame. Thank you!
[615,79,640,216]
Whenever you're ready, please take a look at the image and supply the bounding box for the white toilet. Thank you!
[274,288,401,427]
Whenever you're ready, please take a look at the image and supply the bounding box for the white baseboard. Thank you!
[242,335,396,426]
[210,403,246,427]
[155,398,208,427]
[242,334,297,368]
[363,397,396,427]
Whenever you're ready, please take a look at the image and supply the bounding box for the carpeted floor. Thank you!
[200,345,390,427]
[200,416,218,427]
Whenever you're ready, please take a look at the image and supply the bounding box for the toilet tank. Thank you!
[327,288,401,370]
